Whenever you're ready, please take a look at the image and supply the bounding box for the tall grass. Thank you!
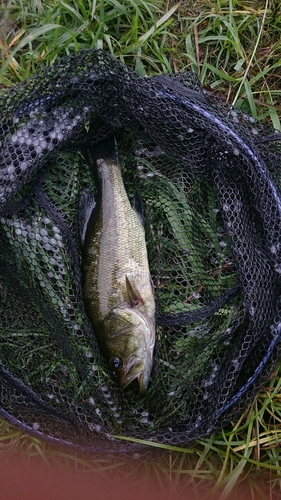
[1,1,281,498]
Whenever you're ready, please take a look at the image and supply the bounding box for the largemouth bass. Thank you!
[82,136,155,394]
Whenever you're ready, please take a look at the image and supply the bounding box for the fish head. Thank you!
[101,306,155,394]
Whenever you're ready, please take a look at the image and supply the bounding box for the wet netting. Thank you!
[1,48,281,456]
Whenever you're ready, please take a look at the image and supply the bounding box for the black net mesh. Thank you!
[1,48,281,455]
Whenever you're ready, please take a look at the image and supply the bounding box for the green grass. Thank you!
[1,0,281,498]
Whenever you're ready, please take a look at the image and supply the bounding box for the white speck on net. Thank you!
[88,423,101,433]
[20,161,28,171]
[139,172,155,179]
[60,307,68,317]
[248,306,256,317]
[203,363,219,387]
[270,244,281,255]
[107,399,117,411]
[232,358,240,368]
[140,417,148,424]
[7,165,15,174]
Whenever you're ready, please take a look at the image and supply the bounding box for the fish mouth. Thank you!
[119,356,148,394]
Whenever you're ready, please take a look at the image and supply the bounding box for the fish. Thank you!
[82,136,155,394]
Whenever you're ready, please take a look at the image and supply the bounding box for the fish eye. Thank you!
[110,357,123,371]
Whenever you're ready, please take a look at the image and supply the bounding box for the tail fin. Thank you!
[84,134,119,169]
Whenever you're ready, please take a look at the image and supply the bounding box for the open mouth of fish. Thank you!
[119,355,146,392]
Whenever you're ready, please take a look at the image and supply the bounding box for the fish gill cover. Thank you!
[0,48,281,456]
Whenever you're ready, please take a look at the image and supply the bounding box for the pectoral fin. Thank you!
[125,276,143,307]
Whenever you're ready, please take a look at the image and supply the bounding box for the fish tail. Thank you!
[84,135,119,169]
